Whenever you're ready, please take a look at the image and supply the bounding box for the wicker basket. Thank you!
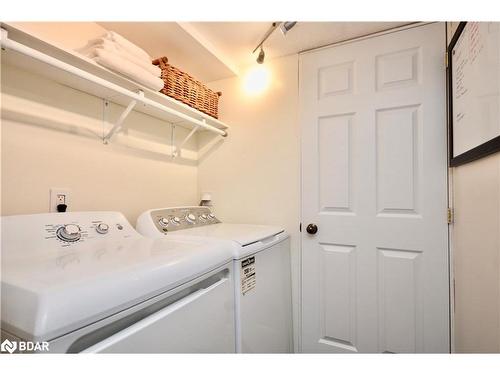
[153,56,222,119]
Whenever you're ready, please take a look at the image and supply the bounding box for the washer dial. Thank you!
[96,223,109,234]
[158,217,169,227]
[170,216,181,225]
[185,213,196,224]
[57,224,81,242]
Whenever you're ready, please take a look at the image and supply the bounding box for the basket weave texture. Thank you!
[153,56,222,119]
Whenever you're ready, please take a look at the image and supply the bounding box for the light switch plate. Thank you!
[49,188,71,212]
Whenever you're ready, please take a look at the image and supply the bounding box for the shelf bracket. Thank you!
[103,90,144,144]
[172,120,204,158]
[1,28,8,47]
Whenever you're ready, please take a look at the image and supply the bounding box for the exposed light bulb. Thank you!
[243,65,270,96]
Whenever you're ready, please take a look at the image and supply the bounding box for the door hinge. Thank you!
[445,51,449,68]
[447,207,454,224]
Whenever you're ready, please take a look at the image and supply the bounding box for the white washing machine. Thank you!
[1,211,236,353]
[136,206,293,353]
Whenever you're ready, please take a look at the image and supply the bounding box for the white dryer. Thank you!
[1,211,235,353]
[136,206,293,353]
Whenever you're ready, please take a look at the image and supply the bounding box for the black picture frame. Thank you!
[447,21,500,167]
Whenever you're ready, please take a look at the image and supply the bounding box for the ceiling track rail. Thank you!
[0,28,228,149]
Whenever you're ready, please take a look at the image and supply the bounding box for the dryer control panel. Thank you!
[2,211,139,249]
[147,207,220,234]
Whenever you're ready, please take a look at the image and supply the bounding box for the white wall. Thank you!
[452,156,500,352]
[448,22,500,353]
[200,54,301,349]
[1,23,199,223]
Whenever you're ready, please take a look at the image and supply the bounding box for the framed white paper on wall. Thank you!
[448,22,500,166]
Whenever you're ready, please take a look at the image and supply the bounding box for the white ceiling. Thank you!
[98,22,236,82]
[98,22,412,82]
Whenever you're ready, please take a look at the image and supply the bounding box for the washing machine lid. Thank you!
[1,213,234,342]
[168,223,284,247]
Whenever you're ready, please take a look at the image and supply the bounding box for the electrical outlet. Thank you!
[49,188,71,212]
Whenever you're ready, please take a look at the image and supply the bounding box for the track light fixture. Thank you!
[252,22,297,64]
[256,46,265,64]
[280,22,297,35]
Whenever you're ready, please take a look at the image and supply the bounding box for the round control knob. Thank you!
[57,224,81,242]
[96,223,109,234]
[185,213,196,224]
[200,214,208,221]
[208,213,216,220]
[158,217,169,227]
[170,216,181,225]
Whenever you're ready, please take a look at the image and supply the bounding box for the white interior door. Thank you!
[300,23,449,353]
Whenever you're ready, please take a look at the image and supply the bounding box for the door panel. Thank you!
[318,114,354,212]
[300,23,449,353]
[376,104,420,215]
[376,47,420,91]
[377,247,423,353]
[320,244,357,352]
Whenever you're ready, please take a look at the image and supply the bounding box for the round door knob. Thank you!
[96,223,109,234]
[306,223,318,235]
[57,224,81,242]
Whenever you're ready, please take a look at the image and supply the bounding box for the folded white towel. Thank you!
[78,39,161,77]
[90,48,164,92]
[104,31,151,63]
